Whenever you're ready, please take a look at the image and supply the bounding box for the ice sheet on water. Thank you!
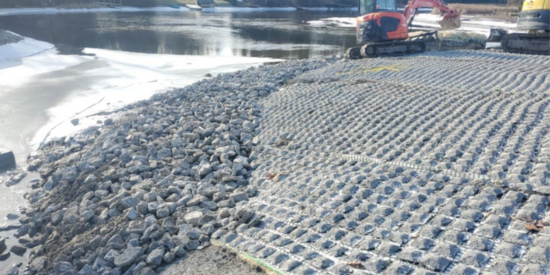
[0,32,54,61]
[0,32,280,148]
[307,17,356,28]
[0,6,311,17]
[0,7,191,16]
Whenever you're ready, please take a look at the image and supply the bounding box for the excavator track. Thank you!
[360,40,426,58]
[345,31,436,59]
[502,32,550,55]
[346,39,429,59]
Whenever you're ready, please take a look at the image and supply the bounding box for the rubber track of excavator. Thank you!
[361,40,426,58]
[345,40,426,59]
[502,32,550,56]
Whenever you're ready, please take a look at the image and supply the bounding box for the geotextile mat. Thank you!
[212,51,550,275]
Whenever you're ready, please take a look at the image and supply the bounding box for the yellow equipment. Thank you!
[501,0,549,55]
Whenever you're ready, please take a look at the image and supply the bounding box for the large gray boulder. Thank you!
[0,148,15,170]
[146,247,164,265]
[53,261,73,274]
[114,246,143,267]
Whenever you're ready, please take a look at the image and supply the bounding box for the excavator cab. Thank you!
[356,0,408,44]
[359,0,397,14]
[356,0,460,44]
[495,0,550,55]
[518,0,549,31]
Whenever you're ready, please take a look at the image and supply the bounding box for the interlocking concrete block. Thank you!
[189,52,550,275]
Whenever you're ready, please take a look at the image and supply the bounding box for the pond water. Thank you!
[0,10,358,59]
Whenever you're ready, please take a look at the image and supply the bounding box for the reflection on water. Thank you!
[0,10,357,59]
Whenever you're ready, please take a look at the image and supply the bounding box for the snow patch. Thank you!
[307,17,356,28]
[0,32,54,61]
[210,7,296,12]
[301,7,357,11]
[467,19,517,29]
[306,13,519,36]
[413,13,518,35]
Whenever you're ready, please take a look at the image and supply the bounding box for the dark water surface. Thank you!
[0,10,357,59]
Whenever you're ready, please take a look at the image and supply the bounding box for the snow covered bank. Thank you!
[0,31,54,61]
[208,6,296,12]
[414,13,518,35]
[307,17,355,28]
[306,13,519,37]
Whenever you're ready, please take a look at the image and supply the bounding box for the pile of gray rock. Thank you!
[0,30,23,46]
[1,169,27,187]
[16,57,335,275]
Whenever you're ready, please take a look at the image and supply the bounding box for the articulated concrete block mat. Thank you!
[214,51,550,275]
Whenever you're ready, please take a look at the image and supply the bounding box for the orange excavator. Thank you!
[346,0,461,59]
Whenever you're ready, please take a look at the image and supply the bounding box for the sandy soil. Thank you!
[158,246,266,275]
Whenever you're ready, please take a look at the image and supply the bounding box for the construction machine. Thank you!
[498,0,549,55]
[346,0,461,59]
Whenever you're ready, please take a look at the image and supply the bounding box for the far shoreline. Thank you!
[0,5,357,17]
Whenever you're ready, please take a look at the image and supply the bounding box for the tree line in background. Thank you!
[233,0,521,7]
[0,0,524,9]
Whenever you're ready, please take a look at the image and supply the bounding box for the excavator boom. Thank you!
[403,0,461,29]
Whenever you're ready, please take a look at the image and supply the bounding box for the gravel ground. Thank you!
[157,245,265,275]
[7,50,550,275]
[0,30,23,46]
